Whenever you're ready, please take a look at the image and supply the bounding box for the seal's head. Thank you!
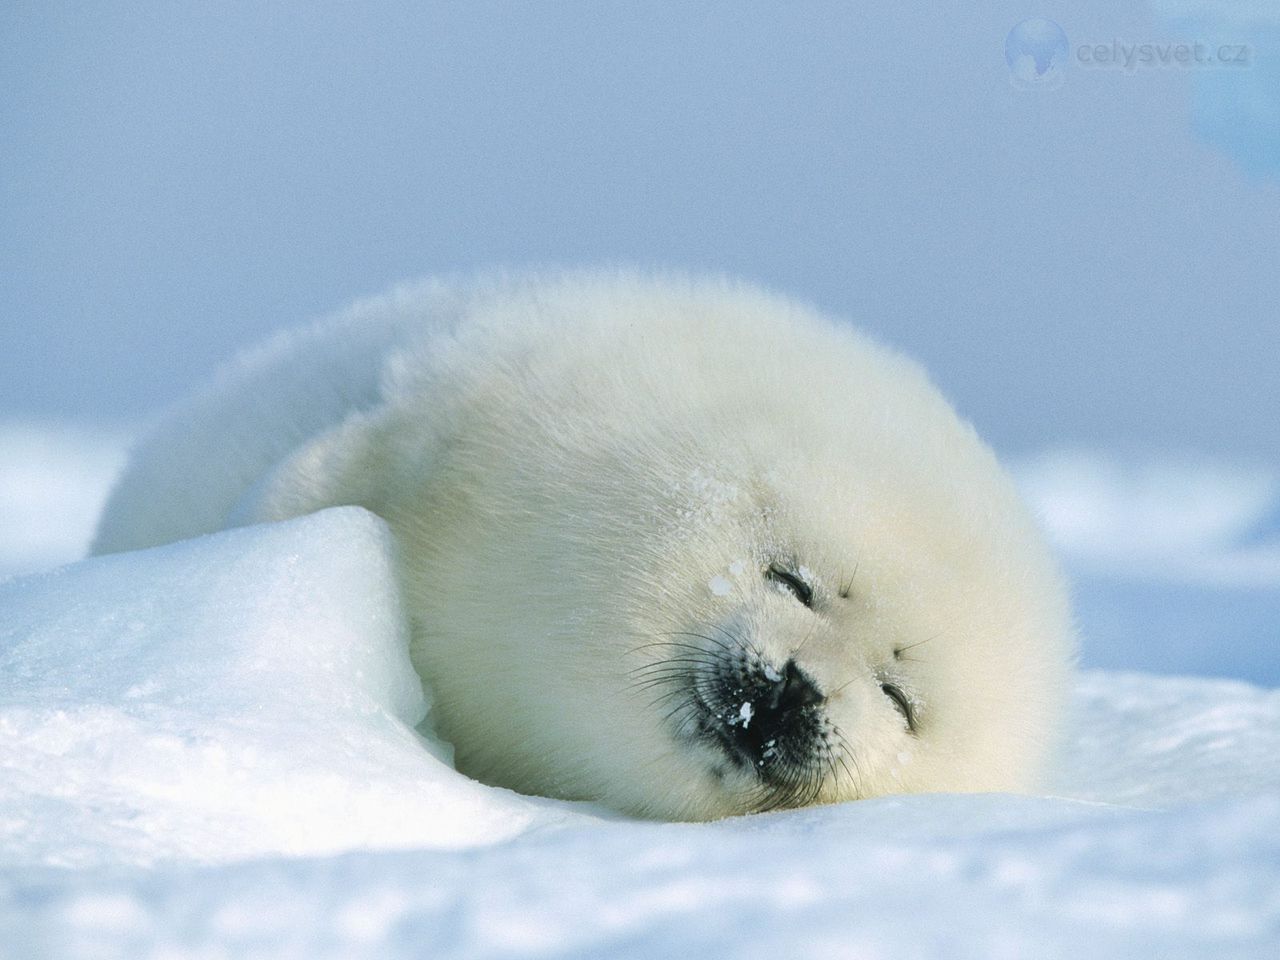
[378,274,1074,820]
[615,451,1074,819]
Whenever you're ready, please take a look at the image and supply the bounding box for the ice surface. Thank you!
[0,504,1277,957]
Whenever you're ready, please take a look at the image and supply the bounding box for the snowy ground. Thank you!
[0,425,1277,957]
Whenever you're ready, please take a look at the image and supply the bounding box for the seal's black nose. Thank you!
[755,657,824,734]
[774,658,825,709]
[710,657,825,772]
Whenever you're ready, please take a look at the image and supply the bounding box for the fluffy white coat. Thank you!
[94,270,1075,820]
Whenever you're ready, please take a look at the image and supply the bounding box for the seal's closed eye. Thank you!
[881,682,917,733]
[765,563,813,607]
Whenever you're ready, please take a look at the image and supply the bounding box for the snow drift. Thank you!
[0,508,577,872]
[1,507,1277,957]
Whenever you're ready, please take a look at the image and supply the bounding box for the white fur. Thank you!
[94,270,1075,821]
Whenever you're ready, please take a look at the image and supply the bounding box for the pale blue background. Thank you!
[3,1,1276,452]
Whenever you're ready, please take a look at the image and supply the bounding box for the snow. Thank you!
[7,790,1279,959]
[0,508,572,871]
[1,488,1278,957]
[708,575,733,597]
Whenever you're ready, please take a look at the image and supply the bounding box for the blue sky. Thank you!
[2,1,1277,460]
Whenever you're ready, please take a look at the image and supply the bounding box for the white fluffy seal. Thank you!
[94,270,1075,821]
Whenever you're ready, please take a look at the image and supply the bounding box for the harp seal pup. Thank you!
[93,270,1075,821]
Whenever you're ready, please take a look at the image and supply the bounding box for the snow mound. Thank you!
[0,508,576,871]
[1,504,1277,957]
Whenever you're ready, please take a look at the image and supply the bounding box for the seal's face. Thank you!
[637,552,929,816]
[609,457,1073,820]
[622,497,903,817]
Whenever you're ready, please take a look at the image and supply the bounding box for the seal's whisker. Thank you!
[791,616,819,657]
[707,622,762,662]
[628,648,724,669]
[823,748,841,793]
[896,632,942,654]
[827,674,862,697]
[628,679,686,697]
[837,561,859,600]
[629,666,715,685]
[645,688,692,710]
[628,674,699,694]
[627,656,720,675]
[661,630,734,655]
[629,676,697,696]
[674,700,700,727]
[626,638,727,658]
[628,665,701,681]
[831,726,864,798]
